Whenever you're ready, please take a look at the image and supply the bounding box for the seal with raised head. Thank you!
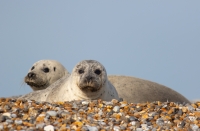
[108,75,191,103]
[24,60,69,91]
[20,60,119,102]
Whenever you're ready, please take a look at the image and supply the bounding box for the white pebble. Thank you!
[113,106,120,113]
[2,113,11,118]
[44,125,54,131]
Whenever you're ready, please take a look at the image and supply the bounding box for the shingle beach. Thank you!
[0,98,200,131]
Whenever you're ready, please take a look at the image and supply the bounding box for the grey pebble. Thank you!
[86,125,98,131]
[136,128,143,131]
[6,119,13,124]
[36,122,46,129]
[14,119,23,125]
[11,113,17,118]
[191,124,199,130]
[46,111,57,117]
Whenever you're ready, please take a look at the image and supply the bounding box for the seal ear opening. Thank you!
[54,67,56,71]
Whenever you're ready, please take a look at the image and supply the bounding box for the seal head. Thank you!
[24,60,69,91]
[74,60,106,93]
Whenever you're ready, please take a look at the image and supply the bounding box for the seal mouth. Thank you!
[26,82,47,89]
[80,86,100,92]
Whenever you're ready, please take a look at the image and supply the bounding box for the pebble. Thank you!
[113,106,120,113]
[44,125,54,131]
[0,98,200,130]
[46,111,57,117]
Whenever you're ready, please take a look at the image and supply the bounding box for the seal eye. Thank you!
[94,69,101,75]
[31,66,35,70]
[78,69,84,74]
[43,68,49,73]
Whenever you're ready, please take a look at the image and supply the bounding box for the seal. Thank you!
[20,60,119,102]
[108,75,191,103]
[24,60,69,91]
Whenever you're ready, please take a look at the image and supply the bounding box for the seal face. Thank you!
[24,60,69,91]
[74,60,106,92]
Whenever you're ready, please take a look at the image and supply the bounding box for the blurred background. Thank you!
[0,1,199,100]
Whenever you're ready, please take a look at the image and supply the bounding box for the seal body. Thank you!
[24,60,69,91]
[21,60,119,102]
[108,75,191,103]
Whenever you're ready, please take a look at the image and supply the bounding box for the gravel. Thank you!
[0,98,199,130]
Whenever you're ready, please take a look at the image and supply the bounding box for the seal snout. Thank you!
[85,75,93,82]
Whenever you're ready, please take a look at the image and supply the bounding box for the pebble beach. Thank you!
[0,98,200,131]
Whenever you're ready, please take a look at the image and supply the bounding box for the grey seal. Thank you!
[108,75,191,103]
[20,60,119,102]
[24,60,69,91]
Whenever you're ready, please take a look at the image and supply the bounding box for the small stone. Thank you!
[0,124,3,130]
[11,113,17,118]
[194,111,200,117]
[36,123,45,129]
[113,106,120,113]
[129,116,138,121]
[111,99,119,104]
[86,125,98,131]
[46,111,57,117]
[113,125,120,131]
[177,109,183,115]
[136,128,143,131]
[189,116,196,121]
[2,112,11,118]
[141,124,148,130]
[15,119,23,125]
[191,124,199,130]
[178,121,185,128]
[130,121,136,126]
[82,101,89,106]
[5,119,13,124]
[182,107,188,112]
[156,118,164,126]
[44,125,54,131]
[187,105,195,111]
[72,103,78,109]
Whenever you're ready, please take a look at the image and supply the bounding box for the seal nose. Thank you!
[27,72,36,78]
[86,76,93,81]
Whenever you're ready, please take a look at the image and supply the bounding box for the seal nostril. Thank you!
[28,72,35,78]
[86,76,93,81]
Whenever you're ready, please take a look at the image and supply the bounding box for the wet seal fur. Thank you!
[108,75,191,103]
[24,60,69,91]
[20,60,119,102]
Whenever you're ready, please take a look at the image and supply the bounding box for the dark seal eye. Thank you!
[94,69,101,75]
[78,69,84,74]
[31,66,35,70]
[43,68,49,73]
